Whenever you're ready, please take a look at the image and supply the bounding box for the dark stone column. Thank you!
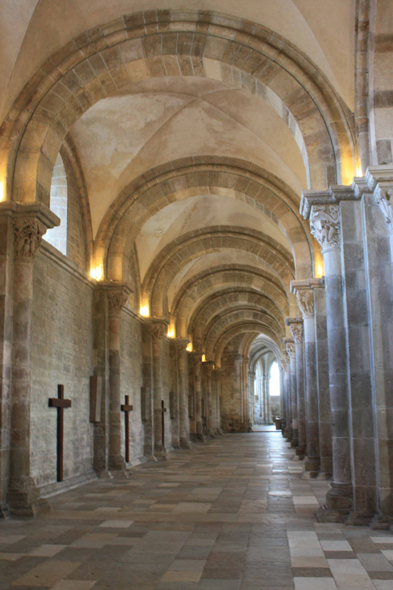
[174,338,190,449]
[205,361,215,437]
[281,353,292,439]
[149,320,169,457]
[142,322,155,460]
[106,284,132,471]
[292,283,320,476]
[284,339,297,447]
[212,368,223,434]
[7,204,59,516]
[303,199,353,520]
[287,318,306,458]
[312,279,333,479]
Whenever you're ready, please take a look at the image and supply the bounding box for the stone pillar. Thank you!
[242,355,250,430]
[302,199,353,519]
[281,353,292,438]
[107,284,132,471]
[190,352,204,442]
[205,361,215,437]
[0,207,14,515]
[248,370,255,424]
[7,205,59,516]
[287,318,306,458]
[149,320,168,457]
[312,279,333,478]
[262,373,268,423]
[174,338,190,449]
[284,339,297,446]
[212,368,223,434]
[142,322,155,460]
[292,283,320,476]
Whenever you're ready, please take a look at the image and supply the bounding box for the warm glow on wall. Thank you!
[316,262,324,278]
[167,328,175,338]
[0,180,4,202]
[186,342,193,352]
[202,354,206,362]
[90,266,103,281]
[140,305,149,317]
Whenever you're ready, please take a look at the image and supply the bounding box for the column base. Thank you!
[304,456,320,477]
[7,477,51,518]
[291,439,299,448]
[108,455,127,471]
[207,430,216,438]
[370,514,392,530]
[196,433,206,443]
[316,483,353,522]
[216,429,223,435]
[345,511,376,527]
[316,471,333,481]
[190,433,198,443]
[180,438,191,449]
[295,445,306,459]
[154,446,167,460]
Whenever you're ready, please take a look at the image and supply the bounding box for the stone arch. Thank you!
[204,309,284,359]
[98,158,318,286]
[172,265,292,337]
[143,227,295,316]
[1,10,355,215]
[189,288,285,350]
[214,323,281,367]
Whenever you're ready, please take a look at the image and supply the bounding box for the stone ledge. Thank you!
[39,471,97,499]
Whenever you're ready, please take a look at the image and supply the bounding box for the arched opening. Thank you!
[44,153,68,255]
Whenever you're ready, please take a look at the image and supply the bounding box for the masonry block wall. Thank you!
[31,246,95,489]
[120,310,144,463]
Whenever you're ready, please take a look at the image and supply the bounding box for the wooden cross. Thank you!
[160,400,167,449]
[48,385,72,482]
[121,395,133,463]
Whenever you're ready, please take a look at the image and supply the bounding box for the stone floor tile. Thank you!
[29,545,67,557]
[98,520,133,528]
[293,578,337,590]
[11,560,81,587]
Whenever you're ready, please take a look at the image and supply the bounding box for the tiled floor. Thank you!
[1,432,393,589]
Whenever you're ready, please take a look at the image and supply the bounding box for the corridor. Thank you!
[1,433,393,590]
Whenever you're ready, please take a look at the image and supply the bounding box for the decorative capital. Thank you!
[310,204,341,253]
[289,321,303,344]
[286,343,295,357]
[107,286,131,316]
[374,185,393,230]
[296,289,314,318]
[13,217,47,259]
[204,361,214,376]
[149,321,168,342]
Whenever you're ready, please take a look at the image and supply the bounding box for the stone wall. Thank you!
[119,309,144,463]
[64,153,87,270]
[161,338,172,450]
[31,243,94,489]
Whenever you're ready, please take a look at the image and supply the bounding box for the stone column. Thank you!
[174,338,190,449]
[302,199,353,519]
[149,320,168,457]
[284,338,297,446]
[262,373,268,423]
[7,205,59,516]
[190,352,204,442]
[248,370,255,424]
[212,368,223,434]
[292,283,320,476]
[281,353,291,438]
[287,319,306,458]
[205,361,215,437]
[242,355,250,430]
[142,322,155,460]
[107,283,132,471]
[312,279,332,478]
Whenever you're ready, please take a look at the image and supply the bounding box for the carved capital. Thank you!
[281,352,290,371]
[374,185,393,230]
[289,322,303,344]
[149,323,167,343]
[310,204,341,252]
[107,288,129,316]
[296,289,314,318]
[13,217,46,259]
[173,337,190,357]
[285,341,295,358]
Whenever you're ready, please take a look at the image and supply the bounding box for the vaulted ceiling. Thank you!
[0,1,357,366]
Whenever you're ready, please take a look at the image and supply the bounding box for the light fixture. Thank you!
[316,262,324,278]
[167,328,175,338]
[140,305,149,317]
[90,266,103,281]
[186,342,193,352]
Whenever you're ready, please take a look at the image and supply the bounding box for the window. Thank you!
[44,153,67,255]
[269,361,280,397]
